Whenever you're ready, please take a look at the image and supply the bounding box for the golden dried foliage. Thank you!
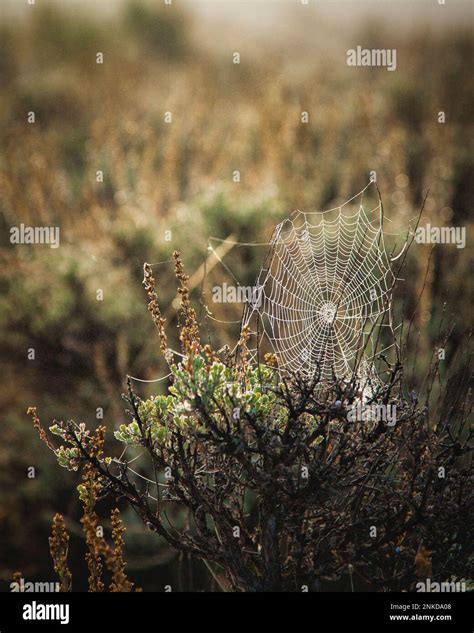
[80,426,106,592]
[103,509,135,592]
[415,543,433,578]
[202,343,219,367]
[79,427,138,592]
[27,406,55,451]
[49,513,72,592]
[173,250,201,363]
[264,352,279,368]
[237,324,251,376]
[143,262,172,363]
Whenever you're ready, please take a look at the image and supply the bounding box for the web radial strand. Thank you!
[243,186,395,383]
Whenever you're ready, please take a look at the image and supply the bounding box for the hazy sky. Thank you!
[3,0,472,26]
[2,0,471,62]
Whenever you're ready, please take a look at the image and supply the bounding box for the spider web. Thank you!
[241,183,397,386]
[123,184,400,494]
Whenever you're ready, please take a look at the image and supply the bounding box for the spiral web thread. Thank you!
[241,183,396,388]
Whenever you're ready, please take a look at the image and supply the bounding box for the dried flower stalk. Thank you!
[49,514,72,592]
[143,262,173,364]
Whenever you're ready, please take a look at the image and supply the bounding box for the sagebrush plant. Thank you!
[31,252,472,592]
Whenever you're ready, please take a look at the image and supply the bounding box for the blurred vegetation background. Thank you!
[0,0,472,591]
